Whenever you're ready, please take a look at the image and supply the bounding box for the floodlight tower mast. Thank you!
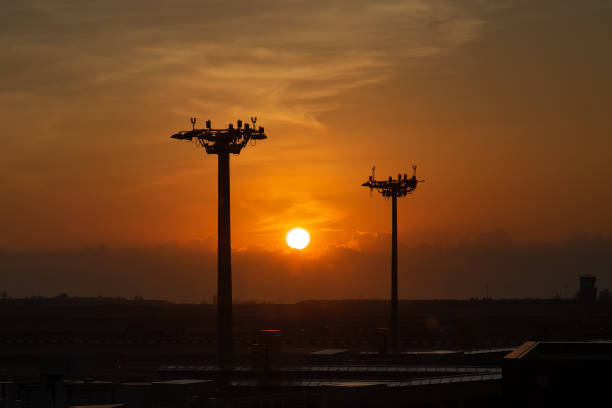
[171,117,267,369]
[361,166,424,353]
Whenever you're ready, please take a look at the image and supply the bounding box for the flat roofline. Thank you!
[153,379,214,385]
[309,349,350,355]
[227,373,502,388]
[159,365,501,374]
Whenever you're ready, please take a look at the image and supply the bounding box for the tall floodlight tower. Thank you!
[171,117,267,368]
[361,166,424,353]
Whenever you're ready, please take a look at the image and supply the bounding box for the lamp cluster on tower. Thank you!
[171,117,267,155]
[361,165,423,197]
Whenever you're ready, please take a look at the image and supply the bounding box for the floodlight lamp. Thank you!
[206,120,211,129]
[237,119,243,129]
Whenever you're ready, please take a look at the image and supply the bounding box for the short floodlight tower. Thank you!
[361,165,424,353]
[171,117,267,369]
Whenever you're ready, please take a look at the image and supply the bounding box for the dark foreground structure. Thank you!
[1,298,611,406]
[1,341,610,407]
[503,341,612,407]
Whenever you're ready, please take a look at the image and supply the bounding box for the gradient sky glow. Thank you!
[1,0,611,300]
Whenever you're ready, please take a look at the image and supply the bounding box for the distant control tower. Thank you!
[579,276,597,302]
[171,117,267,368]
[361,166,424,352]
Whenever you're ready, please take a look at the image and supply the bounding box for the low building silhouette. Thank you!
[503,340,612,407]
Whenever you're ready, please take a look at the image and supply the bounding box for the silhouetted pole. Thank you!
[362,166,424,353]
[391,194,398,352]
[171,117,267,368]
[217,149,232,368]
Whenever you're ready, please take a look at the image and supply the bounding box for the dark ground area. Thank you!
[0,298,610,380]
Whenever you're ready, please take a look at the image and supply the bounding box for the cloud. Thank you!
[0,0,488,131]
[1,233,611,302]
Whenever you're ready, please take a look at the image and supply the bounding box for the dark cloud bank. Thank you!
[1,233,611,303]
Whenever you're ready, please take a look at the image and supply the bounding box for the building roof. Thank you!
[400,350,461,356]
[153,379,214,385]
[310,349,350,355]
[64,381,112,385]
[119,382,152,386]
[159,364,500,374]
[227,373,502,388]
[70,405,124,408]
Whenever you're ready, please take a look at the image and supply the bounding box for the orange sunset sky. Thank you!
[1,0,611,301]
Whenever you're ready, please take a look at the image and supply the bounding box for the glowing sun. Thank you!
[286,228,310,250]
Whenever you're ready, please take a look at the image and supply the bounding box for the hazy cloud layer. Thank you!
[1,233,610,302]
[0,0,488,130]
